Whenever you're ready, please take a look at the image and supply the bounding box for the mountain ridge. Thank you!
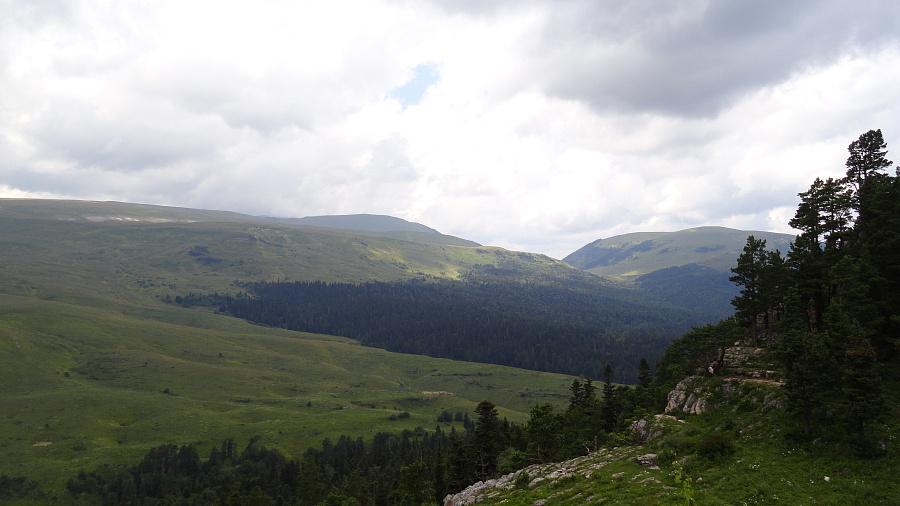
[563,226,795,281]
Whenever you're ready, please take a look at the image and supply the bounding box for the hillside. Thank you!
[0,199,582,498]
[563,226,795,281]
[442,369,900,505]
[0,198,713,500]
[563,227,796,319]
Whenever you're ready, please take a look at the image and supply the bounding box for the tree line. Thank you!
[175,273,698,383]
[66,363,659,505]
[728,129,897,452]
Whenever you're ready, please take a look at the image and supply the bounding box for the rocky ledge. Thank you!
[443,446,662,505]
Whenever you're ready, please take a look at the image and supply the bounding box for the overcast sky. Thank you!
[3,0,899,258]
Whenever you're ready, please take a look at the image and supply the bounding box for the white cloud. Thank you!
[2,0,899,259]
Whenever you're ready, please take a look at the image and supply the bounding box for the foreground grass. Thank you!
[455,375,899,505]
[0,293,573,497]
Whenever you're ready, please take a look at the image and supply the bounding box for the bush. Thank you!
[696,432,735,461]
[514,472,530,490]
[658,435,693,453]
[656,448,677,468]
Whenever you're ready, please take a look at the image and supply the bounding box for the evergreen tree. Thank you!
[637,358,653,388]
[471,401,503,480]
[526,404,562,463]
[730,236,767,331]
[845,129,892,194]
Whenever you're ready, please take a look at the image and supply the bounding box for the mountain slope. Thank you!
[0,199,580,495]
[563,227,796,320]
[278,213,439,233]
[563,226,795,281]
[442,371,900,505]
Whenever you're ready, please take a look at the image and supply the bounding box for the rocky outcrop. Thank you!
[630,414,685,444]
[442,447,650,506]
[635,453,659,469]
[665,372,786,416]
[722,347,781,381]
[665,377,709,414]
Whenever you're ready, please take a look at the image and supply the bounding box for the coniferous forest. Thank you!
[63,130,900,504]
[177,270,702,384]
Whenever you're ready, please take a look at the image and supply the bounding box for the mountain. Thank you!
[563,226,795,281]
[277,213,439,233]
[0,198,577,496]
[563,227,796,319]
[0,198,707,497]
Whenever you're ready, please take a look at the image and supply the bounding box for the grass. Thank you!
[0,293,574,495]
[461,373,900,505]
[0,200,583,498]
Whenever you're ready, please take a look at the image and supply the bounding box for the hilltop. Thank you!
[563,227,796,319]
[564,226,795,281]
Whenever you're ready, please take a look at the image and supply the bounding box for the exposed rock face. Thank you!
[665,377,708,414]
[630,414,685,444]
[723,347,781,381]
[635,453,659,469]
[665,372,786,416]
[442,447,648,506]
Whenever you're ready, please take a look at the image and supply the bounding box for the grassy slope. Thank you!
[0,200,576,495]
[452,372,900,505]
[563,226,795,282]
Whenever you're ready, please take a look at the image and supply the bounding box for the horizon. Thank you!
[2,1,896,258]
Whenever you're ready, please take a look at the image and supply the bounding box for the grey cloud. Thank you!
[25,96,227,172]
[529,0,900,116]
[363,136,418,183]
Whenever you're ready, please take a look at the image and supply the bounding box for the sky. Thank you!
[2,1,900,259]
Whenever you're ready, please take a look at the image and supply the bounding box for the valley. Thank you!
[2,134,897,506]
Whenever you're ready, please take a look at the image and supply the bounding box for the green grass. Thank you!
[464,374,900,505]
[0,293,574,495]
[0,200,583,498]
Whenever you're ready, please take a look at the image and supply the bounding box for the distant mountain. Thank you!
[0,199,477,246]
[563,227,796,320]
[268,214,480,247]
[563,226,795,281]
[278,214,439,233]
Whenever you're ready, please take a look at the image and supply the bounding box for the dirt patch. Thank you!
[720,375,784,386]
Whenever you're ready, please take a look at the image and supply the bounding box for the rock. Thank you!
[635,453,659,469]
[665,377,698,412]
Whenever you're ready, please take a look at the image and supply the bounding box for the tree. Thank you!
[790,177,854,250]
[600,364,620,432]
[396,462,434,506]
[526,404,562,463]
[841,328,886,454]
[845,129,892,193]
[730,236,785,341]
[471,401,503,480]
[637,358,653,388]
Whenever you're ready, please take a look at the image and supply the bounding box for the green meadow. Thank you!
[0,200,575,494]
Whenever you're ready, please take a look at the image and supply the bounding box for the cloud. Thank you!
[527,0,900,117]
[2,0,899,259]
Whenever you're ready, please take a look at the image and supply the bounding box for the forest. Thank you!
[175,270,702,383]
[65,371,657,505]
[62,130,900,504]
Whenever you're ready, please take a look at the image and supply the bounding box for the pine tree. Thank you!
[472,401,503,480]
[637,358,653,388]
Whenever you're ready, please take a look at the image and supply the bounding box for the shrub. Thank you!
[656,447,677,468]
[514,472,530,490]
[696,432,735,461]
[658,435,693,453]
